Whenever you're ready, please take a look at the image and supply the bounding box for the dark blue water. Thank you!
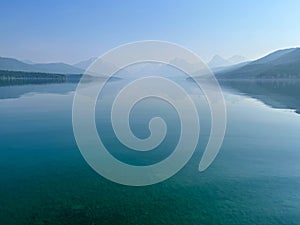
[0,79,300,225]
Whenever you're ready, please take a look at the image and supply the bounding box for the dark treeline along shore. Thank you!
[0,70,121,87]
[1,47,300,114]
[0,70,83,86]
[214,48,300,114]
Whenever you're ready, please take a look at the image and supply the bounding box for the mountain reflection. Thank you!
[0,76,121,99]
[1,78,300,116]
[220,79,300,114]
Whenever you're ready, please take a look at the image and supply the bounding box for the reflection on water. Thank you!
[0,78,300,224]
[0,76,121,99]
[0,83,77,99]
[220,79,300,114]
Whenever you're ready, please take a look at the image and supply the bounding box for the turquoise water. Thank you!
[0,79,300,224]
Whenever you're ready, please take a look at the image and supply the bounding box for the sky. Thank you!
[1,0,300,64]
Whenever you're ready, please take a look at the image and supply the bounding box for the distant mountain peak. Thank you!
[208,54,248,69]
[0,57,83,74]
[73,57,97,70]
[228,55,248,64]
[208,55,231,68]
[217,47,300,79]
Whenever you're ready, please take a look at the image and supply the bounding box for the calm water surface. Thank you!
[0,78,300,225]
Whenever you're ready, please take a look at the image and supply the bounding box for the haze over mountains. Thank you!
[0,57,84,74]
[1,47,300,79]
[0,54,248,75]
[73,57,97,70]
[208,55,248,69]
[217,48,300,79]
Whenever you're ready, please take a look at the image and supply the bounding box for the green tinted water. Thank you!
[0,80,300,225]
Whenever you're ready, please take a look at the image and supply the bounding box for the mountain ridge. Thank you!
[73,57,97,70]
[208,54,248,69]
[0,57,83,74]
[2,47,300,79]
[217,48,300,79]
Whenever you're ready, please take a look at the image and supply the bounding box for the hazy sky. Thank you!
[1,0,300,64]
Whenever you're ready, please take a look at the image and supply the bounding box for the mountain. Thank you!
[217,48,300,79]
[0,57,83,74]
[208,54,248,70]
[73,57,97,70]
[228,55,248,64]
[21,59,35,64]
[251,48,295,64]
[0,57,33,71]
[211,61,250,74]
[208,55,231,68]
[30,62,83,74]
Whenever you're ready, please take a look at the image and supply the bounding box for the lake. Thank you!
[0,77,300,225]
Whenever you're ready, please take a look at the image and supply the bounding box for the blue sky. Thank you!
[1,0,300,63]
